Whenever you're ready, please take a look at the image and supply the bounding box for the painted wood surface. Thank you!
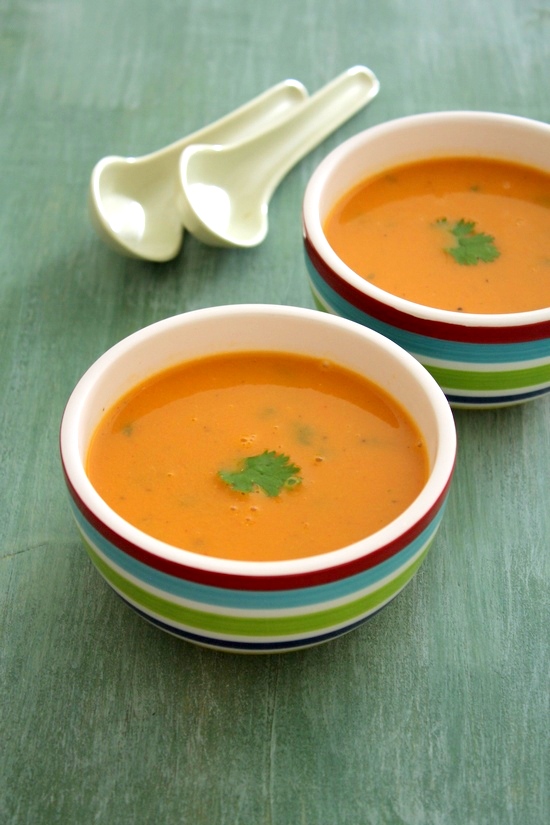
[1,1,548,823]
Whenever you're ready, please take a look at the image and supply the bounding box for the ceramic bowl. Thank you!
[302,111,550,408]
[60,304,456,653]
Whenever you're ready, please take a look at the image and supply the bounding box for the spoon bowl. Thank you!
[177,66,380,248]
[89,80,308,261]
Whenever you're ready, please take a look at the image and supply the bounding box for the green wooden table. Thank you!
[1,1,548,823]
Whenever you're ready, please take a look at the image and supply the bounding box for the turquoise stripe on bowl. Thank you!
[84,537,429,645]
[306,260,550,365]
[70,496,444,611]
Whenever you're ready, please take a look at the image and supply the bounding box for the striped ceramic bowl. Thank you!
[60,304,456,653]
[303,112,550,408]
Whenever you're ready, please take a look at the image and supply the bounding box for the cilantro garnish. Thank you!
[218,450,302,497]
[436,218,500,265]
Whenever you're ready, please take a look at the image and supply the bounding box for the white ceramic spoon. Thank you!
[89,79,308,261]
[177,66,380,248]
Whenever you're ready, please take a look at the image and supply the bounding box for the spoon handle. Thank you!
[142,79,309,164]
[239,66,380,198]
[177,66,380,248]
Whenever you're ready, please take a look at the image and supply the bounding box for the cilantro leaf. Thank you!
[218,450,302,497]
[436,218,500,265]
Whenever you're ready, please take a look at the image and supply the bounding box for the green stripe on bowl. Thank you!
[312,293,329,312]
[83,539,430,638]
[425,362,550,392]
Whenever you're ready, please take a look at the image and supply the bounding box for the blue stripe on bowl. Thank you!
[70,497,444,611]
[306,259,550,365]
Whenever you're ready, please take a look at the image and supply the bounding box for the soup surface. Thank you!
[324,157,550,313]
[87,351,429,562]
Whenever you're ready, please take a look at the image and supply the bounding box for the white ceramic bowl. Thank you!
[303,111,550,408]
[60,304,456,652]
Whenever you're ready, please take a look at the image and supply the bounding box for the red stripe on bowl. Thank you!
[304,235,550,345]
[62,461,453,593]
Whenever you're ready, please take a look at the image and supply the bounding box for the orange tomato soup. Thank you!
[86,352,429,562]
[324,157,550,313]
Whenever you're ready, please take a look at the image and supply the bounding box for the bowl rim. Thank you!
[60,303,456,579]
[302,110,550,329]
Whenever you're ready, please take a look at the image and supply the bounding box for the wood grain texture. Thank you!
[1,0,548,823]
